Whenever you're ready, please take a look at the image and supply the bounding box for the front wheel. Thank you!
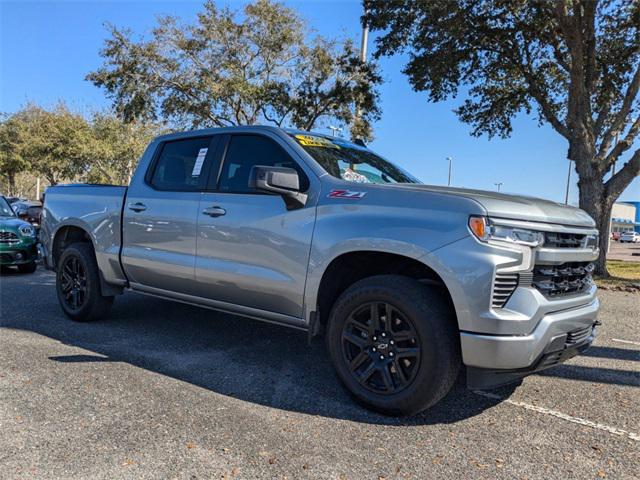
[327,275,460,416]
[56,242,113,322]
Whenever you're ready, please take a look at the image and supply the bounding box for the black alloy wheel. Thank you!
[341,301,421,395]
[59,255,87,310]
[327,275,461,416]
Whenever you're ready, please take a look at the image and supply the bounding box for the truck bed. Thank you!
[41,184,128,286]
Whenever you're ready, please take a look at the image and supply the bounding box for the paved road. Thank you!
[1,269,638,479]
[607,241,640,263]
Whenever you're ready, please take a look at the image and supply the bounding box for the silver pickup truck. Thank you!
[41,126,600,415]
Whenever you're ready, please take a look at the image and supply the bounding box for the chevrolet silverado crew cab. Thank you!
[41,126,600,415]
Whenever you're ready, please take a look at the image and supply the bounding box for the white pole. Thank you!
[36,177,41,200]
[446,157,453,186]
[564,160,572,204]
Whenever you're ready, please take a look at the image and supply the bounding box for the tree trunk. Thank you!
[577,174,612,277]
[7,173,16,197]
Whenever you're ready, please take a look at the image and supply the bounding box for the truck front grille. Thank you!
[0,231,19,243]
[544,232,587,248]
[492,273,519,308]
[533,262,594,298]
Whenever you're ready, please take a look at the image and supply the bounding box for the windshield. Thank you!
[0,197,16,217]
[290,133,420,184]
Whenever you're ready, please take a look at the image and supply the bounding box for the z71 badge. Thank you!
[327,190,367,199]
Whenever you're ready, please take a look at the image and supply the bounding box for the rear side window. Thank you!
[217,135,309,193]
[150,137,212,191]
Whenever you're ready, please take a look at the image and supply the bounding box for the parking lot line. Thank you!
[473,390,640,442]
[612,338,640,347]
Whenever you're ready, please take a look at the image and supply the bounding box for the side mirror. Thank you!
[250,165,307,209]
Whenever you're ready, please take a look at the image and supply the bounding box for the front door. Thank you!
[121,135,218,295]
[194,133,316,319]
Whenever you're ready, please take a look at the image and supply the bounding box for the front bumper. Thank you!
[0,243,38,265]
[425,225,601,389]
[463,298,599,389]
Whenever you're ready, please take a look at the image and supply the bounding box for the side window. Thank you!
[218,135,309,193]
[150,137,212,191]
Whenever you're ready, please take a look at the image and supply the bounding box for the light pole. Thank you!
[494,182,503,192]
[354,9,369,130]
[328,125,342,137]
[446,156,453,186]
[564,159,572,205]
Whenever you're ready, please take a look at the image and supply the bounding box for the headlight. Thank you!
[18,224,36,237]
[469,216,544,247]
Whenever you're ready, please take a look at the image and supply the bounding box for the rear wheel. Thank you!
[56,242,113,322]
[327,275,460,416]
[18,260,37,274]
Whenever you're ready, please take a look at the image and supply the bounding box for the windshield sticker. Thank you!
[294,134,340,149]
[341,168,370,183]
[191,148,208,176]
[328,190,367,199]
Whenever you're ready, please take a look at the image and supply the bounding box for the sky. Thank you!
[1,0,638,204]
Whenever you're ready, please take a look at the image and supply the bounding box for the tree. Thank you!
[0,113,28,196]
[87,0,381,140]
[16,103,94,186]
[87,114,164,185]
[364,0,640,275]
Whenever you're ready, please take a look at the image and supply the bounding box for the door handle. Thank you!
[202,206,226,217]
[128,202,147,212]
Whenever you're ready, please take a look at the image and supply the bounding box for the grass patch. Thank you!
[606,260,640,280]
[595,261,640,291]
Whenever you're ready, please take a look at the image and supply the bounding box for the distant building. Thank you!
[611,201,640,234]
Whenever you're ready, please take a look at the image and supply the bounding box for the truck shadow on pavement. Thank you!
[1,272,521,425]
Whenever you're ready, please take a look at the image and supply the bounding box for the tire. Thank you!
[56,242,114,322]
[327,275,460,416]
[18,261,37,274]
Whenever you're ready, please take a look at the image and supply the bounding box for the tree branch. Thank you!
[510,36,571,139]
[598,63,640,158]
[605,116,640,167]
[605,148,640,199]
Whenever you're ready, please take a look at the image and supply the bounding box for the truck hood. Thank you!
[397,184,596,228]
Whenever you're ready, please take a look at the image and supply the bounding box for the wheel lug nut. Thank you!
[372,347,376,352]
[381,332,386,337]
[373,336,377,341]
[379,355,385,360]
[390,340,394,345]
[389,352,394,357]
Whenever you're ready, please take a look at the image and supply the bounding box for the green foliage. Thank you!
[16,103,94,185]
[87,0,381,140]
[87,114,164,185]
[0,103,163,189]
[0,113,28,195]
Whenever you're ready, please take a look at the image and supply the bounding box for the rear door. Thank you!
[121,135,219,295]
[194,133,317,319]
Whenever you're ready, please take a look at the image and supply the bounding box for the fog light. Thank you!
[15,253,23,260]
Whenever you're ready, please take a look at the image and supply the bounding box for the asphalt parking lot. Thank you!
[607,241,640,263]
[1,269,638,479]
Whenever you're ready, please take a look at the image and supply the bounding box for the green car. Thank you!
[0,195,38,273]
